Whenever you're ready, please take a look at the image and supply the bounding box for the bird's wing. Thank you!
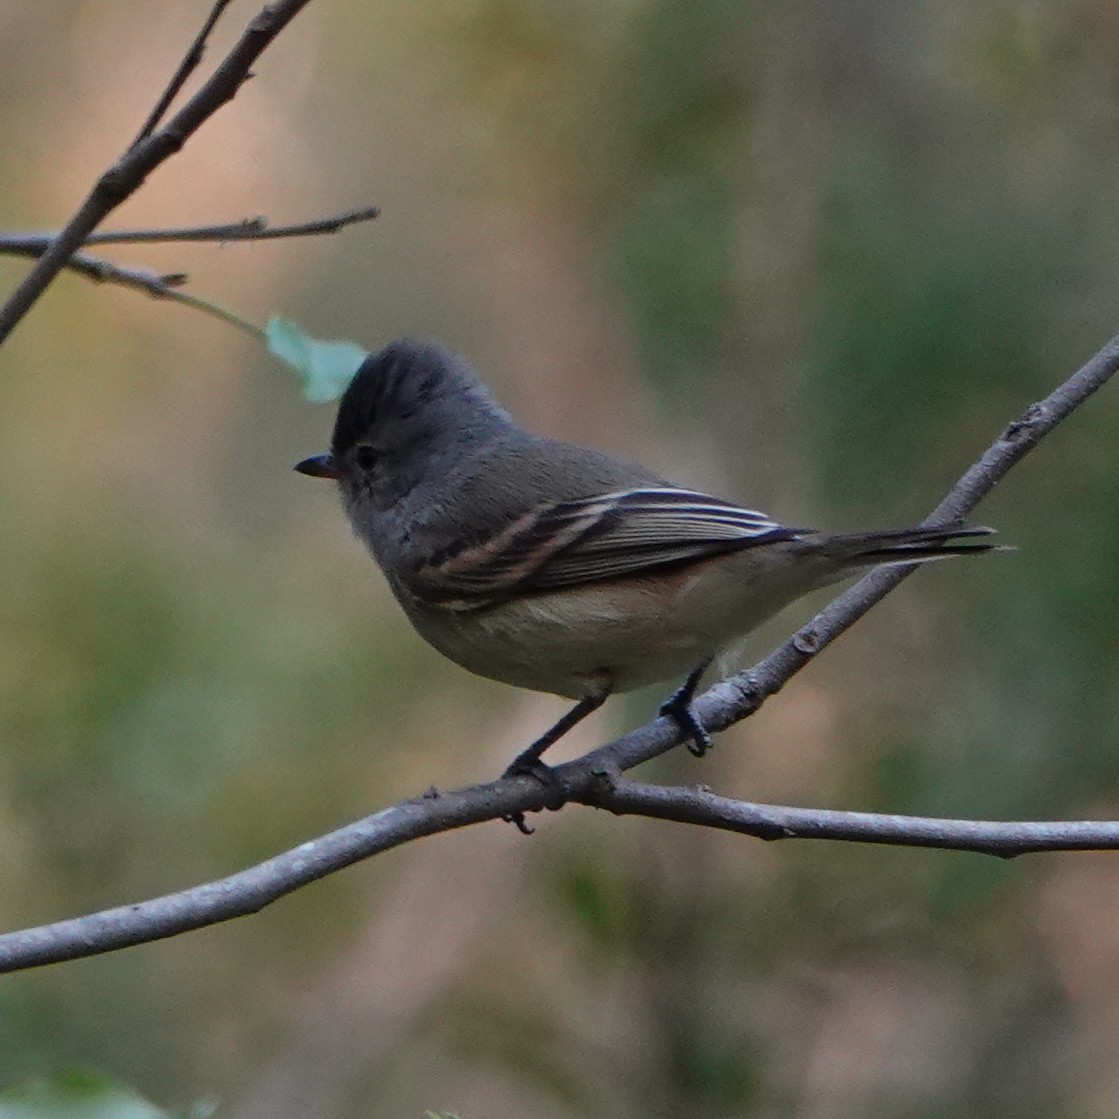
[412,487,809,608]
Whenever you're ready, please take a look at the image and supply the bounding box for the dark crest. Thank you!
[331,339,506,457]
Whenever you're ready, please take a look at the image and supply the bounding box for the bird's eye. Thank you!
[354,444,379,471]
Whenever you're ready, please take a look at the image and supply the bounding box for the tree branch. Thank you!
[0,0,316,346]
[0,325,1117,973]
[0,780,540,973]
[578,777,1119,858]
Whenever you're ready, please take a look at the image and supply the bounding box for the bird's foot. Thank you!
[498,693,608,832]
[501,755,564,834]
[660,693,713,757]
[659,660,714,757]
[502,753,557,785]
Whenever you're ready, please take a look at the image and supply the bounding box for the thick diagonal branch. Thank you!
[0,326,1116,973]
[582,331,1119,778]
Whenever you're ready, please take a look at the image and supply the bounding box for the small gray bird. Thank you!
[296,339,995,774]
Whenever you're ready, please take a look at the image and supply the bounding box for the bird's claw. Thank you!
[502,811,536,835]
[660,693,713,757]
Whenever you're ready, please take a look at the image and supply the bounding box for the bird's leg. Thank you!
[504,693,608,780]
[659,657,714,757]
[502,692,609,834]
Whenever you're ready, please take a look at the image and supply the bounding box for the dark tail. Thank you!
[833,523,1003,569]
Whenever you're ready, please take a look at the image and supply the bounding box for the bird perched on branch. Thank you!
[296,339,996,777]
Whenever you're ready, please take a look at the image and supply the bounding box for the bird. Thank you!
[295,338,996,778]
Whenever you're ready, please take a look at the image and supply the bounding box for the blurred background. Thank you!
[1,1,1118,1116]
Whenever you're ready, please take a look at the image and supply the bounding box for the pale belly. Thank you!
[397,546,830,699]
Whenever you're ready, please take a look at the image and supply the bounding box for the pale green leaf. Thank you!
[265,316,368,403]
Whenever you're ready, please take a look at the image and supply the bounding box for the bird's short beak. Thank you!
[294,453,340,480]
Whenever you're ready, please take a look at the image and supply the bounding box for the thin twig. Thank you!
[0,325,1116,973]
[0,237,263,341]
[89,205,380,243]
[0,206,379,250]
[0,0,315,346]
[0,204,379,329]
[1,242,185,292]
[131,0,235,146]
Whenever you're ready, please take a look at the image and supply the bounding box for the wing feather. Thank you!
[413,487,809,608]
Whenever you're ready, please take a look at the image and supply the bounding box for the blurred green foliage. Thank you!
[0,1070,210,1119]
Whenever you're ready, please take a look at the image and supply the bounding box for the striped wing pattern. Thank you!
[415,487,806,607]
